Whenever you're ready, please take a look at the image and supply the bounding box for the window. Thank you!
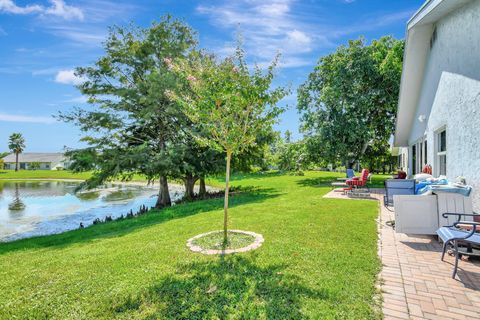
[412,145,417,175]
[424,140,428,165]
[437,129,447,176]
[419,141,423,168]
[439,130,446,152]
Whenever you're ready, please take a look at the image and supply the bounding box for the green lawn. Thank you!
[0,171,383,319]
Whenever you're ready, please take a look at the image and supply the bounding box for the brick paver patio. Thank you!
[325,189,480,319]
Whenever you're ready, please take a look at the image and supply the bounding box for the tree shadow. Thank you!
[296,176,340,188]
[210,171,285,184]
[0,187,280,255]
[112,255,328,319]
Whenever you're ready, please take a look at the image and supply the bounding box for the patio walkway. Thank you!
[325,189,480,319]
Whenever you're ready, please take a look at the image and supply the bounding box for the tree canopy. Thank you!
[297,36,404,168]
[59,16,197,208]
[8,133,26,171]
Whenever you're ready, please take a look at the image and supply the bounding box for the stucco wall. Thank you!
[408,0,480,211]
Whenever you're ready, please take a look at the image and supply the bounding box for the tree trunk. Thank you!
[15,152,19,172]
[223,151,232,244]
[155,175,171,209]
[183,174,197,200]
[199,177,207,199]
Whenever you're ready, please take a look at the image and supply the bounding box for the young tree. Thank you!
[8,133,25,172]
[297,36,404,168]
[59,16,197,208]
[171,48,288,243]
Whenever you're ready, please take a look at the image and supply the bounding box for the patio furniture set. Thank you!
[332,168,479,279]
[331,169,372,198]
[382,174,479,279]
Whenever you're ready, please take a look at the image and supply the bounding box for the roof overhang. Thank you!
[394,0,472,147]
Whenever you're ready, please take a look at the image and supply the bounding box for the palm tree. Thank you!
[8,133,26,172]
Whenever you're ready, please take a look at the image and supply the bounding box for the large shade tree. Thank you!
[297,36,404,168]
[171,48,288,243]
[59,16,197,208]
[8,133,25,172]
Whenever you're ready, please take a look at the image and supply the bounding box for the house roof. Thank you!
[394,0,473,146]
[2,153,65,163]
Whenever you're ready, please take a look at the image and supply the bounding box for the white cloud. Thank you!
[54,69,85,85]
[198,0,415,70]
[256,2,290,16]
[197,0,324,69]
[0,113,55,124]
[0,0,83,20]
[0,0,42,14]
[286,29,311,50]
[44,0,84,20]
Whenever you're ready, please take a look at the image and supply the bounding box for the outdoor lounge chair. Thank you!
[437,212,480,279]
[344,169,369,192]
[383,179,416,209]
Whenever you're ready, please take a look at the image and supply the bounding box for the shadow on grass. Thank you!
[0,187,280,255]
[296,176,340,188]
[112,255,328,319]
[209,171,285,184]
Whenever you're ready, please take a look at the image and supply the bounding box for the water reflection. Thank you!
[76,191,101,201]
[8,183,26,212]
[0,180,187,242]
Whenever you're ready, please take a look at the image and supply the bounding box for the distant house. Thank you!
[394,0,480,210]
[2,153,69,170]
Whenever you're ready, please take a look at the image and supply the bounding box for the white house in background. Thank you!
[2,153,68,170]
[394,0,480,210]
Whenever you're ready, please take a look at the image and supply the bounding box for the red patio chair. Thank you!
[344,169,369,192]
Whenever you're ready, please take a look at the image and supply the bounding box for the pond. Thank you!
[0,180,186,242]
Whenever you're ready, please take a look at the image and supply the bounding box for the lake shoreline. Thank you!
[0,178,164,187]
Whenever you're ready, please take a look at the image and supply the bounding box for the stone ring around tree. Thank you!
[187,230,264,255]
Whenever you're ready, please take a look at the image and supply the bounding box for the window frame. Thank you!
[410,136,428,175]
[435,126,447,176]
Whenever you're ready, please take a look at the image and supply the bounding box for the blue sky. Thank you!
[0,0,423,152]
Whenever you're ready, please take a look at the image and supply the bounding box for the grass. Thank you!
[192,231,256,250]
[0,169,92,180]
[0,171,386,319]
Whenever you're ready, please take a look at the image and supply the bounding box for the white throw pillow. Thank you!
[414,173,433,181]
